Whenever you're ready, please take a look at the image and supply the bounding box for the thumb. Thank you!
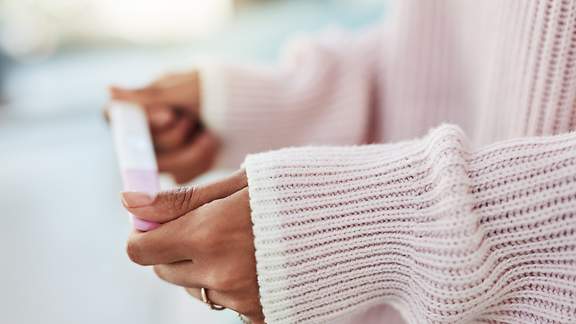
[121,169,247,224]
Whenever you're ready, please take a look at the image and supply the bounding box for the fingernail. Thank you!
[121,192,155,208]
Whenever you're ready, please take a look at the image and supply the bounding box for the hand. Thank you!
[121,170,264,323]
[111,71,201,116]
[108,71,219,184]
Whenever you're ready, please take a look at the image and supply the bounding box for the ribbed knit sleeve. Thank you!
[244,124,576,324]
[199,27,383,168]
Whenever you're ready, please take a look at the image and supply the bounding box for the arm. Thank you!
[200,26,384,168]
[244,125,576,323]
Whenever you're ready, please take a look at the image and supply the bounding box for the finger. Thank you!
[148,106,178,132]
[157,131,220,184]
[153,262,203,288]
[185,287,232,310]
[153,116,195,152]
[103,102,178,132]
[153,72,197,87]
[121,169,248,223]
[126,217,191,266]
[185,288,263,322]
[110,85,166,106]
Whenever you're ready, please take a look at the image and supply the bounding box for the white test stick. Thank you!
[109,100,161,231]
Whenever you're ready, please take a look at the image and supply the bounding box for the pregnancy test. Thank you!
[109,101,161,232]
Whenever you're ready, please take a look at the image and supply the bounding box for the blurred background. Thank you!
[0,0,385,323]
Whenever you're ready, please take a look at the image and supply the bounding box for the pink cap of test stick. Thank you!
[122,169,162,232]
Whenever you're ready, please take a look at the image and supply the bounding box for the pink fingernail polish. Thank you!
[121,192,155,208]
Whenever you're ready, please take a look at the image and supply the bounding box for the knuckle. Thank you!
[152,265,163,278]
[170,186,199,212]
[153,265,164,279]
[126,238,145,265]
[153,265,169,282]
[187,186,202,209]
[184,287,196,298]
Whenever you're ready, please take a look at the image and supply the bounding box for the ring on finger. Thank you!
[200,287,226,311]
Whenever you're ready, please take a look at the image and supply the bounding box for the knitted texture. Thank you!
[201,0,576,168]
[197,0,576,323]
[245,125,576,323]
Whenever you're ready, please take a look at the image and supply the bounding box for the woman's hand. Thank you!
[111,72,201,112]
[120,170,264,323]
[109,71,219,184]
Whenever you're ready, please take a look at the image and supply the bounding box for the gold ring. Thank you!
[200,287,226,311]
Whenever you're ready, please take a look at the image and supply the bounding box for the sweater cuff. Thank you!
[245,125,576,324]
[243,126,465,323]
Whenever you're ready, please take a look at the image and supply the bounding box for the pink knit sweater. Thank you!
[200,1,576,323]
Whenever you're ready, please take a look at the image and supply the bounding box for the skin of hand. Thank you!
[108,71,220,184]
[121,170,265,324]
